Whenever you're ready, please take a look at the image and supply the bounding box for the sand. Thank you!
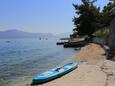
[76,43,106,64]
[15,43,115,86]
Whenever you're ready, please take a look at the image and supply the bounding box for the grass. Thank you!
[93,28,111,38]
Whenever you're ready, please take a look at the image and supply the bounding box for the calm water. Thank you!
[0,38,77,86]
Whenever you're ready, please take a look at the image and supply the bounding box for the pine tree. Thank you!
[72,0,100,36]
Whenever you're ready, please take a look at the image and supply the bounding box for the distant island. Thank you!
[0,30,53,39]
[0,29,70,39]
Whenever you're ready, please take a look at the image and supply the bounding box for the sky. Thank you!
[0,0,109,34]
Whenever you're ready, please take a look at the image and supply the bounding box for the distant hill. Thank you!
[0,30,53,39]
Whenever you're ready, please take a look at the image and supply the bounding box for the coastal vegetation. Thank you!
[71,0,115,38]
[93,28,111,38]
[72,0,100,36]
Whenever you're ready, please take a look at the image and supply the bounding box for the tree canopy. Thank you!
[72,0,100,36]
[72,0,115,37]
[100,0,115,26]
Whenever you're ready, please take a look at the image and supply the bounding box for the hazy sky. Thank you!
[0,0,109,34]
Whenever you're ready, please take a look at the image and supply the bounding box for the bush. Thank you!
[93,28,112,38]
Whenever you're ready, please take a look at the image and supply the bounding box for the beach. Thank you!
[1,0,115,86]
[9,43,115,86]
[20,43,115,86]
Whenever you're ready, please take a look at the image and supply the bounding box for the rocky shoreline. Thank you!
[77,43,115,86]
[37,43,115,86]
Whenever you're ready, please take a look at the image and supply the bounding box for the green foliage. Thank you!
[93,28,112,38]
[72,0,115,38]
[100,0,115,26]
[73,0,100,36]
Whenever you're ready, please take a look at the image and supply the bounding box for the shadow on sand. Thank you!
[106,48,115,61]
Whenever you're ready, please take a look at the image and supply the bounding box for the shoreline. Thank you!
[11,43,115,86]
[4,49,78,86]
[37,43,115,86]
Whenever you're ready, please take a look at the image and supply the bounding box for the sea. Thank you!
[0,38,77,86]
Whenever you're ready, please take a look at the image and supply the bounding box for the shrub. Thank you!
[93,28,112,38]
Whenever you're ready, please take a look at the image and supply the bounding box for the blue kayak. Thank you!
[32,61,79,84]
